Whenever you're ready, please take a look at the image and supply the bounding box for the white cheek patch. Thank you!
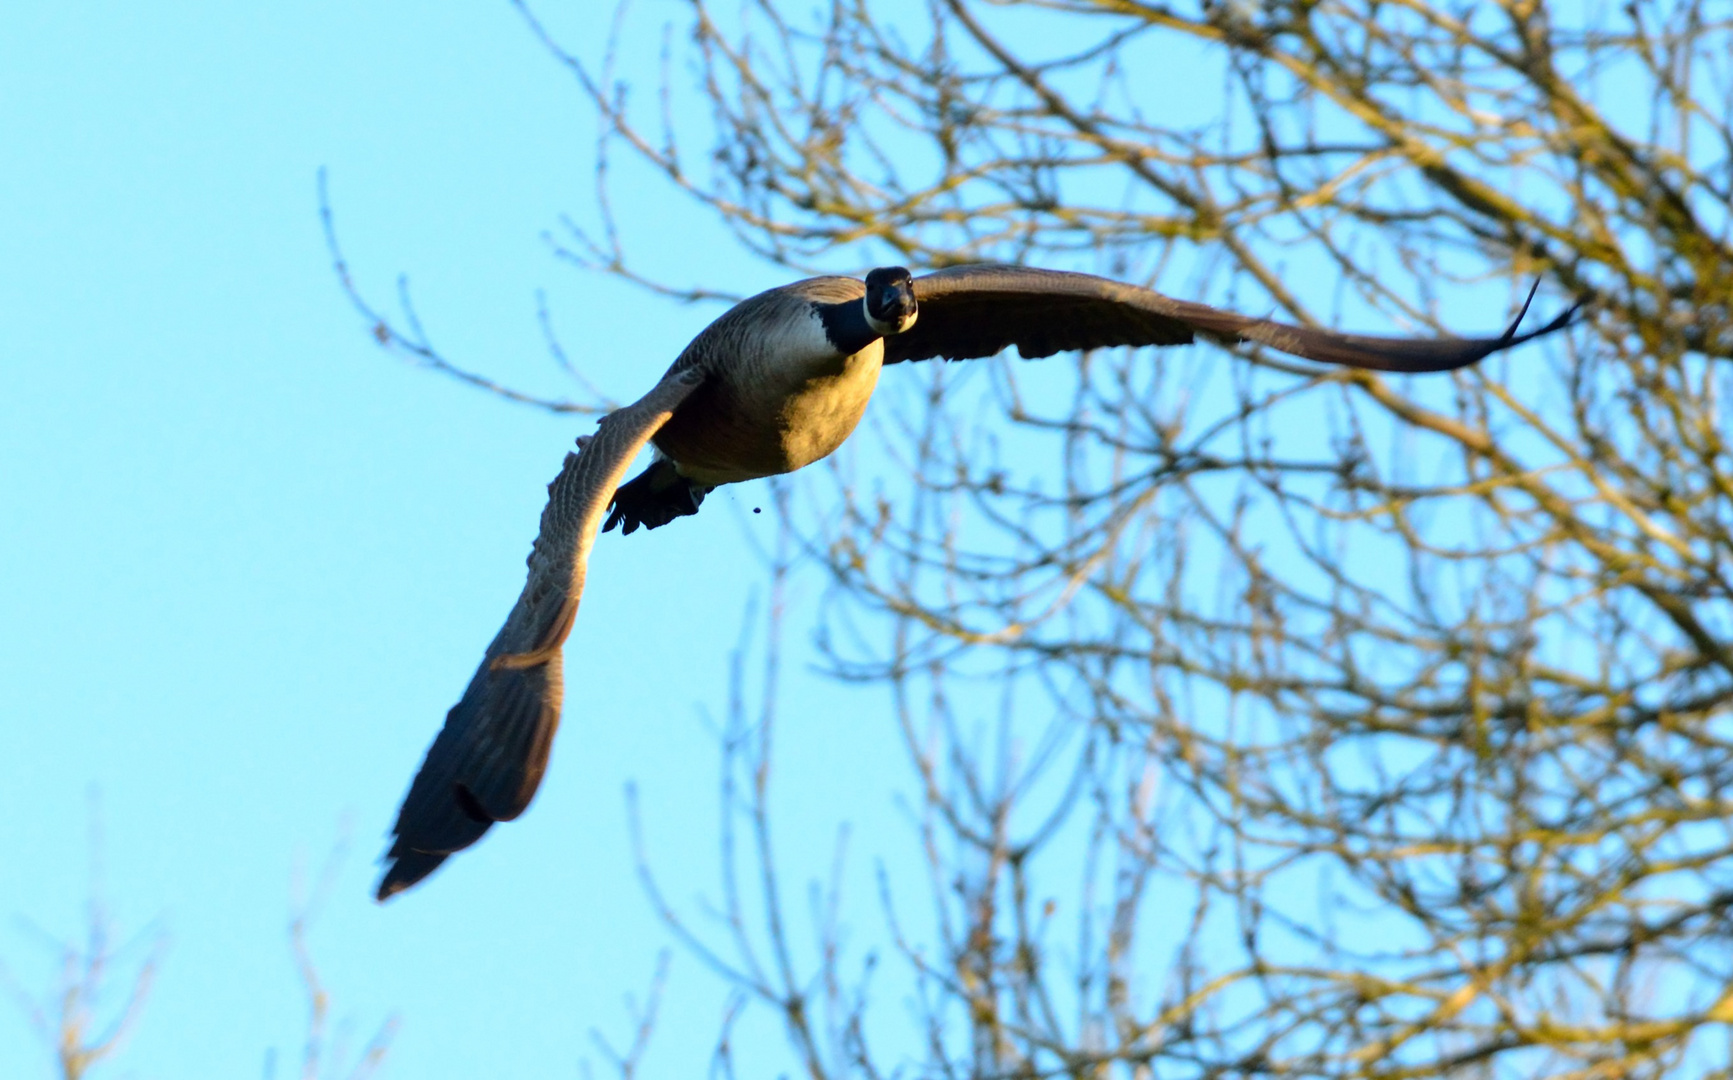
[864,297,919,336]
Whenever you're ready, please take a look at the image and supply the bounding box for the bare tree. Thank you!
[2,818,394,1080]
[275,829,397,1080]
[0,826,164,1080]
[345,1,1733,1077]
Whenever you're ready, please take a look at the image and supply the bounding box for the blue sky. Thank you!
[0,4,919,1074]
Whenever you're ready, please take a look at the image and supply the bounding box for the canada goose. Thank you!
[376,264,1575,899]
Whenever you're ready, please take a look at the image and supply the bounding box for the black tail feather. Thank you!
[605,459,710,534]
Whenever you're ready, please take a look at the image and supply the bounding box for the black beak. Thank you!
[887,282,916,320]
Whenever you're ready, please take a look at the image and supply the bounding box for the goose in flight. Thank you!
[377,264,1575,899]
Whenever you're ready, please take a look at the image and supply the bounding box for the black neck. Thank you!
[816,299,882,355]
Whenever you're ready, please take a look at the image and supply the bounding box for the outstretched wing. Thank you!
[888,264,1577,372]
[377,368,704,900]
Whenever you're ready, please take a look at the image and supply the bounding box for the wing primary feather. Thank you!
[891,264,1577,371]
[376,368,704,901]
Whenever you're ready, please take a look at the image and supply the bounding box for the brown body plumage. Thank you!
[377,264,1576,899]
[653,277,880,483]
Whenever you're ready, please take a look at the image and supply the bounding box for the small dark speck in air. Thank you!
[753,507,762,514]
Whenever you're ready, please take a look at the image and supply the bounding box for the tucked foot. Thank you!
[605,458,712,534]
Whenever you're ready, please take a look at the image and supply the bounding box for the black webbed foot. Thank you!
[605,459,711,534]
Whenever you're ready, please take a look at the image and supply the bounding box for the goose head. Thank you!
[864,266,918,335]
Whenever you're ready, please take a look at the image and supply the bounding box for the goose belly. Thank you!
[653,344,883,486]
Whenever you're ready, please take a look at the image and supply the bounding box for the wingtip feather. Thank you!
[376,849,449,902]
